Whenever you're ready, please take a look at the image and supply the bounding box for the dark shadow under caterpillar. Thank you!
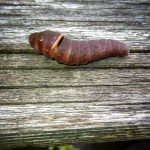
[29,30,129,65]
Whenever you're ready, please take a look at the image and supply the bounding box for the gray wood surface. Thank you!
[0,0,150,149]
[0,0,150,52]
[0,53,150,69]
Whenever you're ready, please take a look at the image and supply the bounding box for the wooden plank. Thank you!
[0,0,150,149]
[0,69,150,87]
[0,0,150,51]
[0,126,150,150]
[0,53,150,69]
[0,102,150,149]
[0,84,149,104]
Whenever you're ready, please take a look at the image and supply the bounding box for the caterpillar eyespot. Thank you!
[29,30,129,65]
[39,36,43,41]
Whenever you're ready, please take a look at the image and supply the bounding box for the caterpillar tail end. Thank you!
[119,42,130,57]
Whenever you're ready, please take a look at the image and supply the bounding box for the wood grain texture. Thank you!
[0,0,150,149]
[0,69,150,87]
[0,53,150,69]
[0,0,150,52]
[0,104,150,143]
[0,84,149,104]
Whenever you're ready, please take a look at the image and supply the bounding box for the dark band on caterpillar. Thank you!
[29,30,129,65]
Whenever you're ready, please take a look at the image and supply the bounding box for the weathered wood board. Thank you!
[0,0,150,51]
[0,0,150,150]
[0,53,150,69]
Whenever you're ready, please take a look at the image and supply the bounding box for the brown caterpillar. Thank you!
[29,30,129,65]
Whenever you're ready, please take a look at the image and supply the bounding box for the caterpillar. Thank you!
[29,30,129,65]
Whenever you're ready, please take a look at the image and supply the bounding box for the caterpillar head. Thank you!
[29,30,63,54]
